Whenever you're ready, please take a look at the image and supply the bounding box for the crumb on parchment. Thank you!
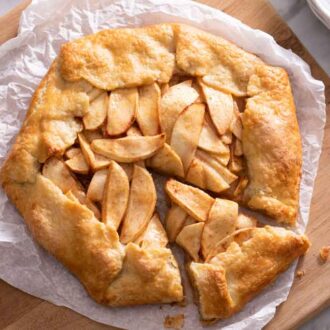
[319,246,330,263]
[296,270,305,279]
[164,314,185,329]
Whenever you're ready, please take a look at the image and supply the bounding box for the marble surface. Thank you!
[0,1,329,329]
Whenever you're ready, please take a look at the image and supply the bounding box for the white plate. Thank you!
[307,0,330,29]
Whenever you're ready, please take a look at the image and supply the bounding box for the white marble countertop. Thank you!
[0,0,329,329]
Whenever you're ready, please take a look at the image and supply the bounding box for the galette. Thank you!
[0,23,309,323]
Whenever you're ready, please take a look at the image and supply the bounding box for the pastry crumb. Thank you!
[319,246,330,263]
[164,314,185,329]
[296,270,305,279]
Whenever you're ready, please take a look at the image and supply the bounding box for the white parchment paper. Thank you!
[0,0,326,329]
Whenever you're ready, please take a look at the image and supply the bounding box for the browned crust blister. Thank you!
[0,23,307,321]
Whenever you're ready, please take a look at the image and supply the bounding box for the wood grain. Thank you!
[0,0,329,329]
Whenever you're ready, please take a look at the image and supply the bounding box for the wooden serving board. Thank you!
[0,1,329,329]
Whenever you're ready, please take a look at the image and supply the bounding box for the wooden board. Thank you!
[0,1,329,329]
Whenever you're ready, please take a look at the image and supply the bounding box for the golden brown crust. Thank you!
[104,243,183,306]
[242,65,302,225]
[175,24,264,96]
[59,24,176,90]
[189,226,310,320]
[0,23,303,310]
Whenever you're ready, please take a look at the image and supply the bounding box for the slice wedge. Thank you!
[120,165,156,243]
[83,92,108,130]
[165,179,214,222]
[159,80,199,142]
[87,169,108,202]
[78,133,111,171]
[137,83,161,136]
[199,80,234,135]
[65,149,89,174]
[107,88,137,136]
[102,161,129,230]
[201,198,238,259]
[134,213,168,248]
[91,134,165,163]
[176,222,204,261]
[165,205,188,243]
[65,147,81,159]
[198,114,229,155]
[147,143,184,178]
[186,158,206,189]
[170,103,205,171]
[196,149,237,184]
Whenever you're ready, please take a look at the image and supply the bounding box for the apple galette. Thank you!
[0,23,309,322]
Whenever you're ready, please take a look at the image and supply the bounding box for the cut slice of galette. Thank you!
[0,23,308,321]
[164,179,309,321]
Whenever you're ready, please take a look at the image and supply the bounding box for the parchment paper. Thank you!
[0,0,326,329]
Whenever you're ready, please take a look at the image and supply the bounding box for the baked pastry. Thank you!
[164,179,309,321]
[0,23,308,321]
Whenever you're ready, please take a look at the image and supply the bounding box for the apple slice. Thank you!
[147,143,184,178]
[170,103,205,171]
[65,147,81,159]
[183,216,196,226]
[201,198,238,259]
[65,149,89,174]
[126,125,143,136]
[120,165,156,243]
[233,176,249,199]
[210,151,231,167]
[165,179,214,222]
[119,163,134,181]
[165,205,188,243]
[87,88,104,102]
[221,131,233,144]
[107,88,137,136]
[91,134,165,163]
[159,80,199,142]
[102,161,129,230]
[199,158,230,193]
[42,158,100,218]
[43,157,83,193]
[176,222,204,261]
[73,189,101,219]
[230,107,243,140]
[125,126,146,167]
[234,138,243,156]
[78,133,111,171]
[87,169,108,202]
[199,80,234,135]
[134,213,168,248]
[198,114,229,155]
[229,143,244,173]
[137,83,161,136]
[186,157,230,193]
[83,92,108,130]
[196,149,237,184]
[186,158,206,189]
